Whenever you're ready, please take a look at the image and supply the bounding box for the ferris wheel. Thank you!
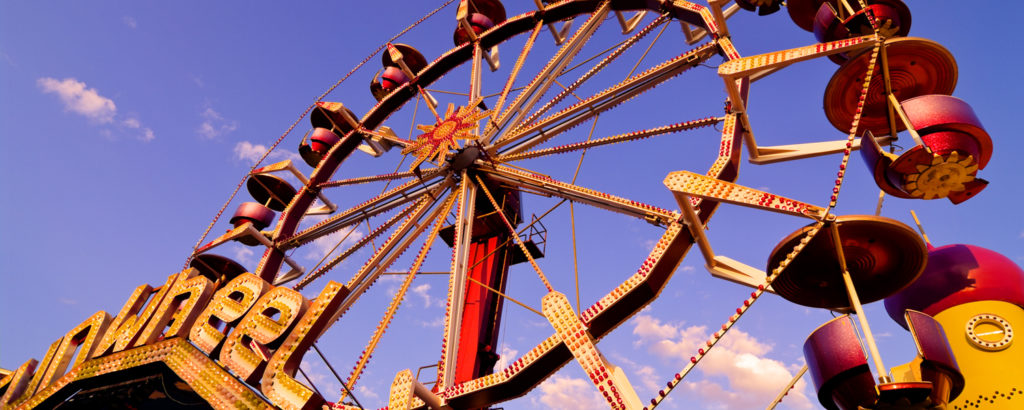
[180,0,995,409]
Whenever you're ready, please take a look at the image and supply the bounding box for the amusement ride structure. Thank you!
[1,0,1022,409]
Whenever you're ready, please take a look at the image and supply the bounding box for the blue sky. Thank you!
[2,2,1022,409]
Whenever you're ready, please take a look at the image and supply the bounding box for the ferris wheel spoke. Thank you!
[469,43,484,105]
[424,88,470,97]
[476,174,554,293]
[479,164,677,225]
[331,179,454,321]
[293,200,420,291]
[440,219,696,407]
[340,190,457,402]
[319,167,438,188]
[284,169,446,249]
[517,14,669,130]
[492,41,720,156]
[488,20,543,129]
[439,174,477,390]
[482,2,611,144]
[497,116,722,162]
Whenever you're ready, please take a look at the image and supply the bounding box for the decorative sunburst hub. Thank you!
[903,151,978,199]
[402,99,491,171]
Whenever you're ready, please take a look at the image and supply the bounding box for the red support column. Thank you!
[448,183,521,385]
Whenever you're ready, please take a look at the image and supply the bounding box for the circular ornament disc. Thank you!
[768,215,927,309]
[824,37,957,137]
[965,313,1013,351]
[381,43,428,74]
[246,174,297,212]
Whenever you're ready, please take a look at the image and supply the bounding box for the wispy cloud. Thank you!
[417,316,443,328]
[299,358,342,403]
[122,16,137,29]
[631,314,813,409]
[495,344,519,370]
[38,77,154,141]
[299,220,364,262]
[38,77,116,123]
[233,140,302,164]
[231,246,258,269]
[530,375,607,409]
[412,283,436,307]
[634,365,660,393]
[121,116,155,141]
[356,385,379,400]
[199,106,238,139]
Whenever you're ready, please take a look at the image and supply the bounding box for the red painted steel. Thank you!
[904,310,965,404]
[824,38,957,137]
[230,202,276,230]
[901,94,992,168]
[885,244,1024,328]
[454,234,512,384]
[310,127,341,153]
[453,0,506,45]
[788,0,833,32]
[803,315,878,410]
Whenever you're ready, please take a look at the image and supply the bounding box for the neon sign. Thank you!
[0,268,346,409]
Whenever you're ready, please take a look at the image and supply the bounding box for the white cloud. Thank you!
[356,385,379,400]
[630,314,813,409]
[635,365,660,393]
[38,77,154,141]
[299,358,342,403]
[417,317,443,328]
[121,117,154,141]
[199,106,238,139]
[495,344,519,371]
[531,375,606,410]
[231,246,258,269]
[233,140,302,164]
[122,16,137,29]
[412,283,434,307]
[38,77,117,123]
[235,141,269,162]
[632,314,683,342]
[303,223,365,261]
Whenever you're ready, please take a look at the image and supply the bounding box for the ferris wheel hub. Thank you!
[449,144,483,173]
